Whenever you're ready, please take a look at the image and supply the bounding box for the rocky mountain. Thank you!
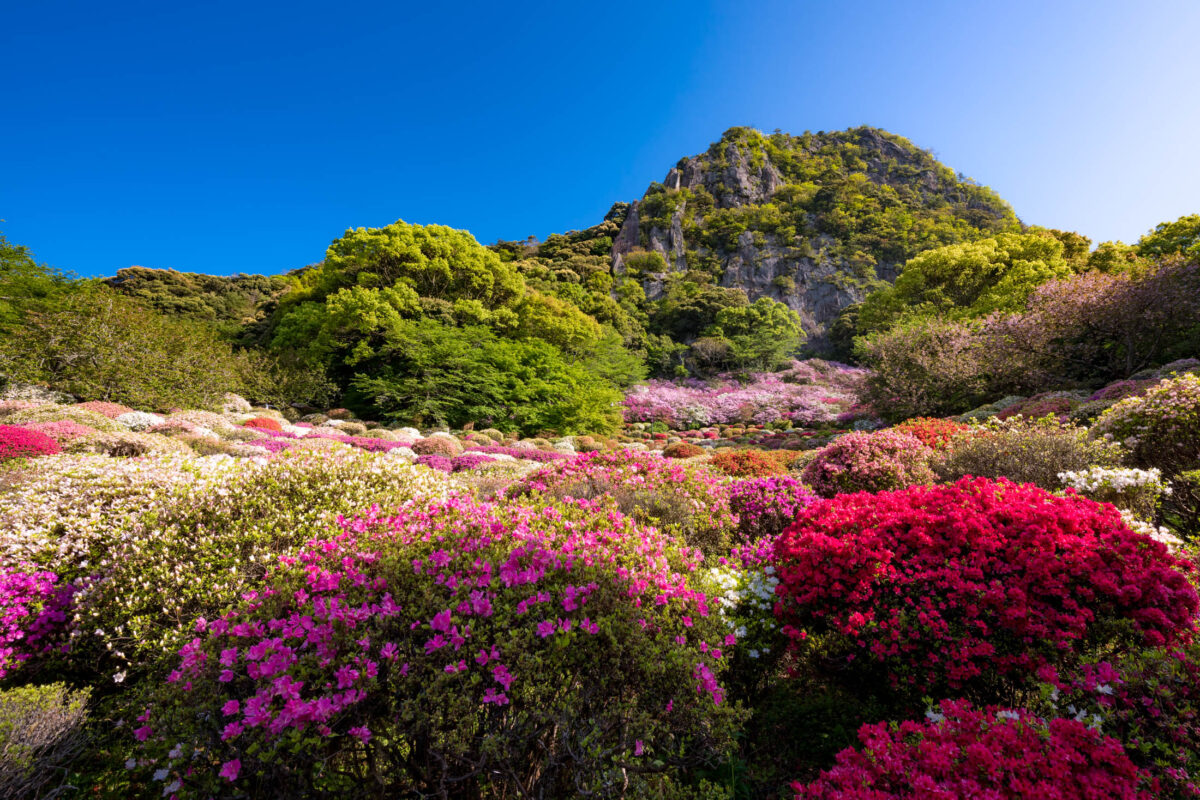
[609,126,1021,348]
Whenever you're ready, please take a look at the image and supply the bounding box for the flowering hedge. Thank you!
[887,416,969,450]
[794,700,1150,799]
[773,478,1198,702]
[135,497,739,797]
[801,430,933,498]
[728,476,816,541]
[511,450,737,554]
[0,426,61,460]
[709,449,789,478]
[1092,373,1200,475]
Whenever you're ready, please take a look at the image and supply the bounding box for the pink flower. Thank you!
[219,758,240,782]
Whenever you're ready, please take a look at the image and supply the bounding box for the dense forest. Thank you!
[2,126,1198,434]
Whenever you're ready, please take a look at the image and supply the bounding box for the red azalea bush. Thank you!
[773,478,1198,704]
[73,400,135,419]
[0,425,62,460]
[800,431,933,498]
[710,449,788,478]
[887,417,969,450]
[242,417,283,432]
[136,497,739,798]
[794,700,1150,800]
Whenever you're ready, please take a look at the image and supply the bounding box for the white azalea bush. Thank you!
[1059,466,1171,518]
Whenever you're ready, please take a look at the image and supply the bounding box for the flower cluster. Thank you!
[801,430,933,498]
[773,478,1198,699]
[704,564,780,661]
[415,452,497,473]
[1060,467,1171,519]
[137,496,739,797]
[794,700,1150,799]
[21,420,101,444]
[0,567,73,678]
[242,416,283,432]
[0,425,61,460]
[115,411,166,431]
[728,476,816,541]
[511,450,737,553]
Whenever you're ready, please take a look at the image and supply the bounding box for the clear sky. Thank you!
[3,0,1198,277]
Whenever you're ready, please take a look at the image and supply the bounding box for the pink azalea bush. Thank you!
[20,420,99,444]
[622,360,865,429]
[73,401,135,419]
[465,443,568,462]
[511,450,737,553]
[773,478,1198,704]
[1092,372,1200,475]
[801,430,933,498]
[728,476,817,541]
[0,425,61,460]
[794,700,1150,800]
[137,497,739,797]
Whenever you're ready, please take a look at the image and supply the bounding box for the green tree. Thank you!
[706,296,805,370]
[1138,213,1200,259]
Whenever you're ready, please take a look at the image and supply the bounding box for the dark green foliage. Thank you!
[104,266,291,336]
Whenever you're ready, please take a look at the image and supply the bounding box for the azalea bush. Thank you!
[134,496,740,798]
[0,425,61,460]
[1059,466,1171,519]
[773,478,1198,707]
[72,449,453,673]
[794,700,1150,800]
[936,417,1124,491]
[510,450,737,553]
[728,476,816,541]
[0,567,74,679]
[887,416,969,450]
[801,431,933,498]
[710,449,789,478]
[1092,373,1200,476]
[242,416,282,432]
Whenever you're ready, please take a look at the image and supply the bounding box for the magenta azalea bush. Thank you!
[774,478,1198,704]
[794,700,1151,800]
[510,450,737,553]
[0,568,74,679]
[800,430,933,498]
[728,476,817,541]
[136,497,740,797]
[0,425,62,460]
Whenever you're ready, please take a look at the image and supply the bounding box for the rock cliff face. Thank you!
[611,126,1020,350]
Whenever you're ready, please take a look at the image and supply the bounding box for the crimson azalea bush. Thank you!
[135,497,740,798]
[800,431,933,498]
[0,426,61,460]
[709,449,788,478]
[728,476,816,541]
[242,416,283,432]
[887,417,968,450]
[794,700,1151,800]
[510,450,737,553]
[773,478,1198,706]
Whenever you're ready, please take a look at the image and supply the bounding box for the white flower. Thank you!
[113,670,126,684]
[925,709,945,724]
[996,710,1020,721]
[153,769,169,781]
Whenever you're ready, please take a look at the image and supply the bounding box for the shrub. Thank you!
[73,400,134,419]
[574,434,601,452]
[64,431,194,458]
[325,407,353,420]
[72,449,453,672]
[0,425,61,460]
[801,431,934,498]
[1059,467,1171,520]
[0,568,74,678]
[5,405,123,433]
[995,394,1076,421]
[887,417,969,450]
[728,476,817,541]
[937,417,1124,491]
[135,497,740,798]
[511,450,737,554]
[794,700,1149,800]
[411,435,464,457]
[1092,373,1200,476]
[663,441,705,459]
[710,449,788,478]
[335,421,368,436]
[0,683,90,800]
[22,420,99,444]
[114,411,165,430]
[773,478,1198,705]
[242,416,282,432]
[179,435,243,457]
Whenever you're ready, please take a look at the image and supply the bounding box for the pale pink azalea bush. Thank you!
[136,496,740,797]
[801,430,934,498]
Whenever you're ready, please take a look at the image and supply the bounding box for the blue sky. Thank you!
[3,0,1198,277]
